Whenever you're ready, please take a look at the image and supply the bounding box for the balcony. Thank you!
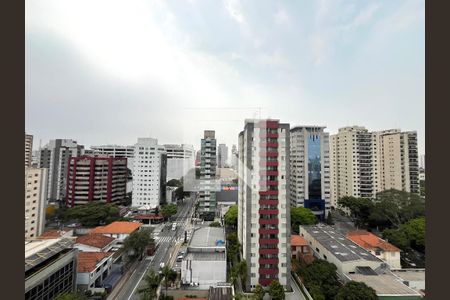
[259,228,279,235]
[259,209,279,215]
[259,238,279,244]
[259,180,278,186]
[259,218,279,225]
[259,190,278,196]
[259,279,274,286]
[259,248,279,255]
[259,199,278,206]
[260,142,279,148]
[260,151,278,157]
[260,132,279,139]
[259,258,279,265]
[259,170,279,176]
[261,161,278,167]
[259,268,279,275]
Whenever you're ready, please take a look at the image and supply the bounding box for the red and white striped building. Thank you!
[66,155,127,207]
[238,119,291,290]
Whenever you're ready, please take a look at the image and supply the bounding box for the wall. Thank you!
[181,259,226,289]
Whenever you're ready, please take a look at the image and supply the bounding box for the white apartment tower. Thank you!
[38,139,84,202]
[289,126,331,219]
[132,138,167,208]
[218,143,229,168]
[198,131,218,221]
[238,119,291,290]
[163,144,195,181]
[25,134,33,168]
[90,145,135,170]
[25,167,48,239]
[330,127,419,208]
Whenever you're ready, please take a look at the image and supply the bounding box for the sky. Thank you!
[25,0,425,154]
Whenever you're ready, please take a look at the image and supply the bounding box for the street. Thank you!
[111,194,196,300]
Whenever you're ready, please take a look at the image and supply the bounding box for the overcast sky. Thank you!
[25,0,425,154]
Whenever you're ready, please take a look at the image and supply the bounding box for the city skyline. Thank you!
[26,0,425,154]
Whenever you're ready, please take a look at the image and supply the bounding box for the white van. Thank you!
[171,223,177,231]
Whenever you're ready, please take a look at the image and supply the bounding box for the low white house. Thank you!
[76,252,114,292]
[181,227,227,289]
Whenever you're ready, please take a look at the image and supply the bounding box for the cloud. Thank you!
[274,8,290,26]
[224,0,245,24]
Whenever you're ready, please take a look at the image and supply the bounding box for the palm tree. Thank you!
[161,266,177,298]
[138,270,161,300]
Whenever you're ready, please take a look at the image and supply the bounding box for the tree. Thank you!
[335,281,377,300]
[325,211,334,225]
[307,284,325,300]
[383,217,425,252]
[236,260,247,287]
[209,221,221,227]
[298,259,341,299]
[267,280,285,300]
[290,207,317,233]
[167,179,182,187]
[62,202,121,227]
[226,232,240,262]
[161,204,177,219]
[138,270,161,300]
[123,228,152,261]
[338,196,374,228]
[252,284,265,300]
[161,266,177,298]
[224,205,238,228]
[54,293,88,300]
[372,189,425,228]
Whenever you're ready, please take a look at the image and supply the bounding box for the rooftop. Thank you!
[347,230,401,252]
[189,227,225,248]
[77,252,114,273]
[291,235,308,247]
[391,269,425,282]
[347,273,421,297]
[36,229,73,239]
[90,221,141,235]
[300,225,382,263]
[25,238,74,271]
[75,234,115,249]
[185,252,226,261]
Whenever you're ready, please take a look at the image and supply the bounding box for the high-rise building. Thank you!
[218,143,229,168]
[66,155,128,207]
[38,139,84,202]
[163,144,195,181]
[419,154,425,170]
[330,127,419,208]
[238,119,291,290]
[132,138,167,208]
[289,126,331,219]
[198,130,218,221]
[231,144,238,171]
[25,167,48,239]
[374,130,419,194]
[90,145,135,171]
[25,134,33,168]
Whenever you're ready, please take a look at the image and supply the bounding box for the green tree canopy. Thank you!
[138,270,161,300]
[224,205,238,227]
[161,204,177,219]
[383,217,425,252]
[290,207,318,233]
[226,232,240,262]
[335,281,378,300]
[252,284,265,300]
[209,221,221,227]
[338,196,374,228]
[62,202,120,227]
[54,292,88,300]
[298,259,341,299]
[267,280,285,300]
[123,228,152,261]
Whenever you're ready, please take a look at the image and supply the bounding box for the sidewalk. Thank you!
[107,261,139,300]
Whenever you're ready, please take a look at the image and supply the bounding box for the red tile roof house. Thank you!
[77,252,114,292]
[89,221,141,244]
[291,235,315,264]
[75,234,116,252]
[346,230,401,269]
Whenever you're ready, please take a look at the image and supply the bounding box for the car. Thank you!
[160,262,165,269]
[176,255,183,262]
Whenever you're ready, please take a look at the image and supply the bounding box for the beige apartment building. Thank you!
[25,167,48,239]
[330,127,418,207]
[25,134,33,168]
